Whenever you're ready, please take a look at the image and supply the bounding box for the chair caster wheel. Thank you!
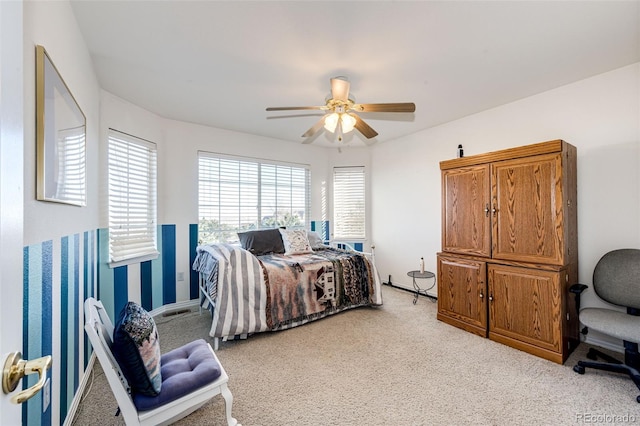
[636,395,640,403]
[586,350,598,361]
[573,365,585,374]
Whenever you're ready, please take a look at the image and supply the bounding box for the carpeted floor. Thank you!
[72,286,639,425]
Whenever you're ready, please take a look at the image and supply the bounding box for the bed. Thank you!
[192,228,382,348]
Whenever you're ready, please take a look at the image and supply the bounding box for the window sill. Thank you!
[109,251,160,269]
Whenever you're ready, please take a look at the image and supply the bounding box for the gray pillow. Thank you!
[237,228,285,255]
[306,230,325,249]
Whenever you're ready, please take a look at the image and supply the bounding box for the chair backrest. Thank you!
[84,297,140,422]
[593,249,640,310]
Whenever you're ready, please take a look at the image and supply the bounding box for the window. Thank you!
[198,153,310,244]
[333,166,365,240]
[108,130,158,265]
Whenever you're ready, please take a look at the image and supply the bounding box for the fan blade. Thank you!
[302,114,330,139]
[330,77,350,101]
[352,114,378,139]
[352,102,416,113]
[266,113,325,120]
[266,106,325,111]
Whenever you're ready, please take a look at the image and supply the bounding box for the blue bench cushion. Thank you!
[132,339,222,411]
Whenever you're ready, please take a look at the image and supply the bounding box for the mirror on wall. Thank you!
[36,45,86,206]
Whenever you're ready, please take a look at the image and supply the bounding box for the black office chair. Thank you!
[572,249,640,403]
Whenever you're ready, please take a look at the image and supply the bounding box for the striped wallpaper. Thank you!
[21,222,341,425]
[23,240,53,426]
[21,224,187,426]
[59,234,80,424]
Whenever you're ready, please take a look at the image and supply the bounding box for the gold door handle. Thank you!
[2,352,52,404]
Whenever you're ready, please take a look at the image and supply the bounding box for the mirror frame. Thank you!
[36,45,86,206]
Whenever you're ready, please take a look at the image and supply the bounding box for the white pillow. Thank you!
[306,230,325,249]
[279,228,312,255]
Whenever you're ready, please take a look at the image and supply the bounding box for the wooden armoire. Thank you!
[437,140,579,364]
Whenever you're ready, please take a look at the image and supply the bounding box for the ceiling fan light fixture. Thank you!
[324,112,339,132]
[341,113,356,133]
[324,112,356,134]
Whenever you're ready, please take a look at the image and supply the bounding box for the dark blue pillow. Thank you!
[112,302,162,396]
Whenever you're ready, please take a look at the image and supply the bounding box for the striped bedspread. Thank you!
[193,244,382,340]
[193,244,269,338]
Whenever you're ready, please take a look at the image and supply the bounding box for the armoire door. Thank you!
[491,153,564,265]
[437,255,487,337]
[488,264,562,354]
[441,164,491,257]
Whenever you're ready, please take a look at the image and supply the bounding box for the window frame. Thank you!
[107,129,158,267]
[332,166,366,241]
[198,151,310,244]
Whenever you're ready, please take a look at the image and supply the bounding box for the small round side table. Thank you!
[407,270,437,304]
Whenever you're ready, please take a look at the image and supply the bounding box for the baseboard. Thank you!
[64,354,96,426]
[382,281,437,300]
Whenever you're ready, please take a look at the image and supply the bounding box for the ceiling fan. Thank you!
[266,76,416,143]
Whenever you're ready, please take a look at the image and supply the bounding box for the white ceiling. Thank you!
[70,1,640,147]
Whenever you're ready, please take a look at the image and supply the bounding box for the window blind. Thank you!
[198,153,310,244]
[108,130,158,264]
[333,166,365,239]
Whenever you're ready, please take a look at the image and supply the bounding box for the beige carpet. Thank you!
[72,286,639,425]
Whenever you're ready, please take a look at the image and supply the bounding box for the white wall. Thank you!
[23,0,100,246]
[371,63,640,347]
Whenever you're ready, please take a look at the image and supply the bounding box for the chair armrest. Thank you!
[569,283,589,312]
